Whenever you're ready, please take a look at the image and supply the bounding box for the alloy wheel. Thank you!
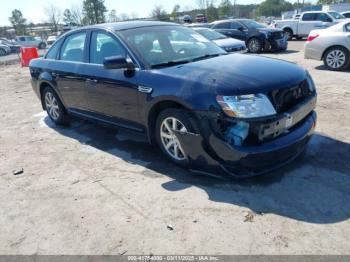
[326,49,346,69]
[248,39,261,53]
[45,92,60,120]
[160,117,187,161]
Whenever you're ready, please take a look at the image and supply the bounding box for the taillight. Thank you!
[307,34,319,42]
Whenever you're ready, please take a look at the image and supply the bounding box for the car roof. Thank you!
[211,19,250,24]
[80,20,178,31]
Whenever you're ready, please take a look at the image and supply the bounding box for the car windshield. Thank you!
[240,20,266,29]
[328,11,345,19]
[195,28,227,40]
[119,25,226,68]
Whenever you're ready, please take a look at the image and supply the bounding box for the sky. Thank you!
[1,0,314,26]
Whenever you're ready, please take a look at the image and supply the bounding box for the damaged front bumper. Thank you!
[174,96,317,178]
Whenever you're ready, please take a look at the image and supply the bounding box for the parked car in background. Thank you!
[341,11,350,18]
[193,27,247,53]
[47,35,57,46]
[14,36,47,49]
[0,43,11,56]
[29,21,317,178]
[0,39,20,53]
[305,21,350,71]
[272,11,346,40]
[211,19,287,53]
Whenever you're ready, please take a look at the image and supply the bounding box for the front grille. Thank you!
[269,80,313,113]
[271,32,284,39]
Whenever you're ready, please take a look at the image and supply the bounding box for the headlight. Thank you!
[216,94,276,118]
[306,71,316,92]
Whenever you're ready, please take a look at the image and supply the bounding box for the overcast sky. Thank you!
[1,0,315,26]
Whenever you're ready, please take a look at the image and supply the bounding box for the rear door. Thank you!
[83,29,141,129]
[54,31,90,110]
[213,21,246,41]
[298,13,330,36]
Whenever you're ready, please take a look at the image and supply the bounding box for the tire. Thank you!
[155,108,198,167]
[39,43,46,49]
[42,86,69,125]
[323,46,350,71]
[284,29,293,41]
[247,38,262,53]
[0,48,5,56]
[296,36,303,41]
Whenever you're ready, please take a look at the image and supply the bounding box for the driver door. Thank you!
[83,30,141,129]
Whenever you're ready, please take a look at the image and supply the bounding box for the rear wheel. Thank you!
[284,29,293,41]
[247,38,262,53]
[323,47,350,71]
[42,86,69,125]
[155,108,197,166]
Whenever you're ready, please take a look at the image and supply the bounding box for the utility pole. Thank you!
[233,0,237,18]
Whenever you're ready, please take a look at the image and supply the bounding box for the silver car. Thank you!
[0,43,11,56]
[305,20,350,70]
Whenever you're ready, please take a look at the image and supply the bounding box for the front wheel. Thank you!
[247,38,262,53]
[323,47,349,71]
[284,29,293,41]
[155,109,197,166]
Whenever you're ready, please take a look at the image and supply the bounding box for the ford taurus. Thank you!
[29,21,317,178]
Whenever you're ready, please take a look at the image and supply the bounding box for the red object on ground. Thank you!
[20,47,39,67]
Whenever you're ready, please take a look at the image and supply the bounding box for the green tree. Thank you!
[219,0,232,17]
[108,9,118,22]
[63,9,74,25]
[82,0,107,25]
[207,3,219,21]
[8,9,26,35]
[257,0,293,17]
[151,5,169,21]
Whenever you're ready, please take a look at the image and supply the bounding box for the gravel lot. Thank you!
[0,41,349,255]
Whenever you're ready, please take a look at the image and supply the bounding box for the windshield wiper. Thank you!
[191,53,226,62]
[151,60,190,68]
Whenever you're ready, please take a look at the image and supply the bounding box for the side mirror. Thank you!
[238,26,245,31]
[103,56,135,71]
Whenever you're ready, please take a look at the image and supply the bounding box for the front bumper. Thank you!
[174,96,316,178]
[265,37,288,52]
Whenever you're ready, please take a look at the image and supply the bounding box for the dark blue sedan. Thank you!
[29,21,317,178]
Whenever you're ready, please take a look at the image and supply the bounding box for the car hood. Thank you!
[213,38,246,48]
[153,54,307,96]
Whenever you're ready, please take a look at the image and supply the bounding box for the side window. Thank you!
[231,22,242,30]
[213,22,231,29]
[46,38,63,60]
[90,31,127,64]
[60,32,86,62]
[19,37,25,41]
[302,13,315,21]
[315,13,331,22]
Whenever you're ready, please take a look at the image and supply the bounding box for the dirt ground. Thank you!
[0,41,349,255]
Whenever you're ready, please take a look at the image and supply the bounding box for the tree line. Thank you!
[4,0,350,36]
